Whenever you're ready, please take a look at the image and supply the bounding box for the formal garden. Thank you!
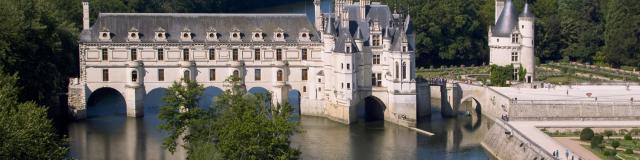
[545,128,640,160]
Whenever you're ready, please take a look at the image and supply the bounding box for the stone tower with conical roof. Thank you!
[488,0,536,84]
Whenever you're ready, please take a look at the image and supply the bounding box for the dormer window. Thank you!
[99,31,111,41]
[181,27,192,42]
[128,32,140,42]
[252,32,263,42]
[155,27,166,41]
[230,32,242,42]
[206,32,218,41]
[512,33,520,43]
[274,32,285,42]
[299,32,311,41]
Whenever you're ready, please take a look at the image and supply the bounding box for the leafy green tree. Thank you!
[518,66,526,82]
[580,127,595,141]
[158,78,206,154]
[605,130,614,139]
[591,135,604,148]
[624,134,633,141]
[0,71,68,159]
[604,0,640,68]
[611,140,621,150]
[489,64,513,87]
[558,0,605,63]
[213,76,300,159]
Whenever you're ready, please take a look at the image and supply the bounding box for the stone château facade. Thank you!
[68,0,420,126]
[489,0,536,83]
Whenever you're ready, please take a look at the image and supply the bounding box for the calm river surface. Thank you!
[65,1,493,159]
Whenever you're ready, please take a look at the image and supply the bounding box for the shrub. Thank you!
[580,128,595,141]
[625,148,634,154]
[604,130,614,139]
[611,140,621,150]
[625,134,633,140]
[604,149,617,157]
[591,135,604,148]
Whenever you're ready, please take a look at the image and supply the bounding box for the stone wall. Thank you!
[510,101,640,121]
[482,120,554,160]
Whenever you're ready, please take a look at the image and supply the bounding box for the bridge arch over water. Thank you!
[86,87,126,118]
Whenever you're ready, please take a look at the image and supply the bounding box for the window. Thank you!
[232,49,239,61]
[303,86,307,92]
[402,62,407,79]
[131,70,138,82]
[371,73,382,87]
[372,35,381,46]
[102,48,108,61]
[254,49,261,61]
[277,70,283,81]
[158,69,164,81]
[402,46,407,52]
[511,52,518,62]
[157,48,164,61]
[255,69,261,81]
[209,49,215,60]
[373,55,381,64]
[346,46,351,53]
[302,69,308,81]
[318,78,321,83]
[131,48,137,61]
[233,70,240,78]
[183,70,190,81]
[276,49,282,61]
[183,49,190,61]
[395,62,399,79]
[341,83,344,89]
[301,49,308,60]
[347,83,351,89]
[512,34,519,43]
[341,63,344,69]
[102,69,109,81]
[209,69,216,81]
[346,64,350,70]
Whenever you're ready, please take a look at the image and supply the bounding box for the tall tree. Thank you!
[0,71,68,159]
[604,0,640,68]
[559,0,605,63]
[533,0,564,62]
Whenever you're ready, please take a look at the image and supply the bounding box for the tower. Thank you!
[495,0,505,23]
[82,0,90,30]
[314,0,323,31]
[519,3,535,83]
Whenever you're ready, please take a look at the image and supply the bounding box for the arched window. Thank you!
[402,62,407,79]
[395,62,399,79]
[233,70,239,78]
[277,70,283,81]
[183,70,190,81]
[131,70,138,82]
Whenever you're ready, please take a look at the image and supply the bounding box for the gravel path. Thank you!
[553,137,600,160]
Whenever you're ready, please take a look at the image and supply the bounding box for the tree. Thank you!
[558,0,605,63]
[611,140,621,150]
[580,127,595,141]
[604,0,640,68]
[490,64,514,87]
[518,66,526,82]
[213,76,300,159]
[604,130,614,139]
[158,78,206,154]
[624,134,633,141]
[0,71,68,159]
[591,135,604,149]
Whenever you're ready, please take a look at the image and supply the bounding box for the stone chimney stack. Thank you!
[82,0,90,30]
[314,0,323,31]
[360,0,368,21]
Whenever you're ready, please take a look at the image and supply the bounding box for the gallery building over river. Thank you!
[68,0,421,126]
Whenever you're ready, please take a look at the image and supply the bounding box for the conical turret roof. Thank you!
[519,3,535,18]
[492,0,518,37]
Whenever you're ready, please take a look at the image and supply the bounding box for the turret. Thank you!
[383,27,392,51]
[519,2,535,83]
[314,0,323,31]
[82,0,90,30]
[324,18,336,53]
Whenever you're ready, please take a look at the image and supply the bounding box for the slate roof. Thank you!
[81,13,321,43]
[492,0,519,37]
[519,3,535,18]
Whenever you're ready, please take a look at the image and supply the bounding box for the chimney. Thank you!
[82,0,90,30]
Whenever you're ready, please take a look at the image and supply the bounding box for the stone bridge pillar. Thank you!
[68,78,87,119]
[271,84,290,109]
[125,61,145,117]
[442,82,462,117]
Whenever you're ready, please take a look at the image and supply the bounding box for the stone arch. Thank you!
[459,96,482,115]
[199,86,224,109]
[363,96,387,121]
[86,87,126,118]
[144,87,168,114]
[459,96,483,132]
[287,89,302,117]
[248,86,272,109]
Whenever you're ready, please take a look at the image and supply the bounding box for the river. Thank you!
[64,1,493,159]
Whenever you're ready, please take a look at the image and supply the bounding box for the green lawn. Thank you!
[581,144,616,160]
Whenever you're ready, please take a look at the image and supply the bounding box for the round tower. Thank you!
[519,3,535,83]
[323,18,336,53]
